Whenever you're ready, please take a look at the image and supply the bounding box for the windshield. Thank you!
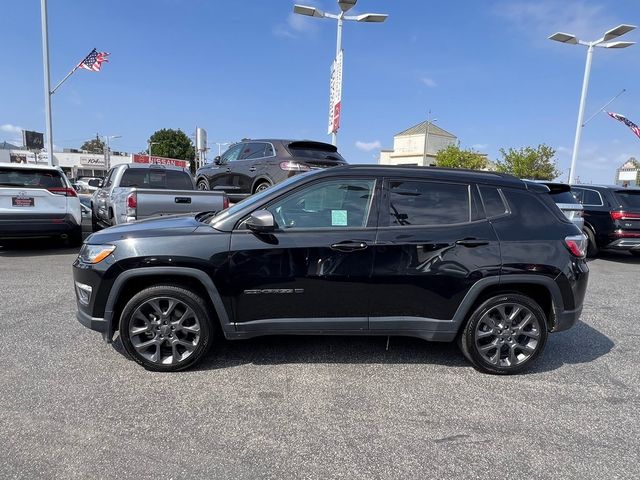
[614,190,640,210]
[210,170,319,224]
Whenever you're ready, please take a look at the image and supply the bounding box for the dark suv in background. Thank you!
[195,139,347,201]
[73,166,588,374]
[571,184,640,257]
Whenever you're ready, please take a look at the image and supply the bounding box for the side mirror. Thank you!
[246,210,275,233]
[88,179,101,187]
[214,156,222,165]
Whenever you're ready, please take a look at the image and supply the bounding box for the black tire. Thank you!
[119,285,213,372]
[253,181,271,194]
[68,226,83,247]
[584,227,599,258]
[459,293,548,375]
[91,206,101,232]
[197,178,209,190]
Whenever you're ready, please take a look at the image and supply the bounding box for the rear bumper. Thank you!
[0,213,79,238]
[552,305,583,332]
[605,238,640,251]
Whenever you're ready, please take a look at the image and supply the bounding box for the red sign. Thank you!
[132,154,189,168]
[332,101,341,133]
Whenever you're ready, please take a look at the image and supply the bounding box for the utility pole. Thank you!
[40,0,54,166]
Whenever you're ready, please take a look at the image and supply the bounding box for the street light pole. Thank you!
[549,24,636,184]
[40,0,54,166]
[294,1,388,147]
[568,45,594,185]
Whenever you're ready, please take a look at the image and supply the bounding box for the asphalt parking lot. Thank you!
[0,243,639,479]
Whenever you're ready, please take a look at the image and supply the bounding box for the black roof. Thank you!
[328,165,526,188]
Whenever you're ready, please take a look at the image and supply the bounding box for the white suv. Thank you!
[0,163,82,245]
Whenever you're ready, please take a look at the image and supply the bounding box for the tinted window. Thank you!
[120,169,193,189]
[239,142,267,160]
[571,188,583,203]
[267,179,375,229]
[581,189,603,206]
[389,181,470,226]
[221,144,242,163]
[549,190,579,204]
[104,169,115,187]
[265,143,274,157]
[614,190,640,209]
[479,186,508,217]
[287,142,345,162]
[0,167,65,188]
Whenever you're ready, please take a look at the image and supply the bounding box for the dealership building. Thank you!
[0,145,189,179]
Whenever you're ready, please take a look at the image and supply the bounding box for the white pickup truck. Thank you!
[91,164,227,229]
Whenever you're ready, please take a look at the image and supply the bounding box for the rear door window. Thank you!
[239,142,268,160]
[0,167,65,189]
[120,169,192,189]
[614,190,640,210]
[388,180,470,226]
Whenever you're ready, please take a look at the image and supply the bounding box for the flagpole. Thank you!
[40,0,54,166]
[582,89,626,127]
[51,48,95,95]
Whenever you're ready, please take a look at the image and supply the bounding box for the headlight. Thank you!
[78,244,116,264]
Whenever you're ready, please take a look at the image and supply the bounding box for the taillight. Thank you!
[279,161,310,172]
[564,234,588,258]
[127,192,137,209]
[222,196,229,209]
[610,210,640,221]
[48,187,77,197]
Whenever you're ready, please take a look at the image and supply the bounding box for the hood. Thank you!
[86,214,203,244]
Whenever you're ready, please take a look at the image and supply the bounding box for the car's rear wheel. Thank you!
[119,285,213,372]
[254,181,271,194]
[197,179,209,190]
[584,227,599,257]
[459,294,548,375]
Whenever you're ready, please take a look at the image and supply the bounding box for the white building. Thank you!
[379,121,457,167]
[615,158,639,187]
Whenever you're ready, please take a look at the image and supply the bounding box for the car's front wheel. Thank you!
[459,294,548,374]
[119,285,213,372]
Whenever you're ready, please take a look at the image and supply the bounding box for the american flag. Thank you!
[78,49,110,72]
[607,111,640,140]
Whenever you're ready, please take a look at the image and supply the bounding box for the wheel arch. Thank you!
[103,267,232,342]
[251,176,273,193]
[452,275,563,335]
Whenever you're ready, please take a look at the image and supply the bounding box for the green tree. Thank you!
[496,144,560,180]
[80,135,105,154]
[147,128,195,160]
[435,145,488,170]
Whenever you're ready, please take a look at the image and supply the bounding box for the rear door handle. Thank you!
[456,238,489,247]
[330,241,368,252]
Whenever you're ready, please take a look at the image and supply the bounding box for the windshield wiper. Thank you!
[195,210,218,222]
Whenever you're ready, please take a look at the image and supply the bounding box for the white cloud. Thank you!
[472,143,488,150]
[420,77,437,88]
[0,124,22,135]
[355,140,382,152]
[494,0,616,44]
[274,12,318,38]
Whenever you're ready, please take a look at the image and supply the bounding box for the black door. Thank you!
[369,179,501,331]
[206,143,243,192]
[232,142,270,195]
[228,177,380,332]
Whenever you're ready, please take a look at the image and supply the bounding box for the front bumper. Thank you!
[76,309,111,341]
[0,213,79,239]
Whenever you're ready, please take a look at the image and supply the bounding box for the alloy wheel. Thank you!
[474,302,541,368]
[128,296,201,365]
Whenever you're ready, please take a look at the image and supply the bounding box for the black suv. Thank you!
[571,184,640,257]
[73,166,589,374]
[195,139,347,201]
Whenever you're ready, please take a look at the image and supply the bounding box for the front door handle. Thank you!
[330,241,368,252]
[456,238,489,247]
[249,167,257,172]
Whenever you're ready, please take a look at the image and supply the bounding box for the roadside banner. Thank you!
[328,50,343,135]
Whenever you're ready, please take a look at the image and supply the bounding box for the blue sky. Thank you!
[1,0,639,183]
